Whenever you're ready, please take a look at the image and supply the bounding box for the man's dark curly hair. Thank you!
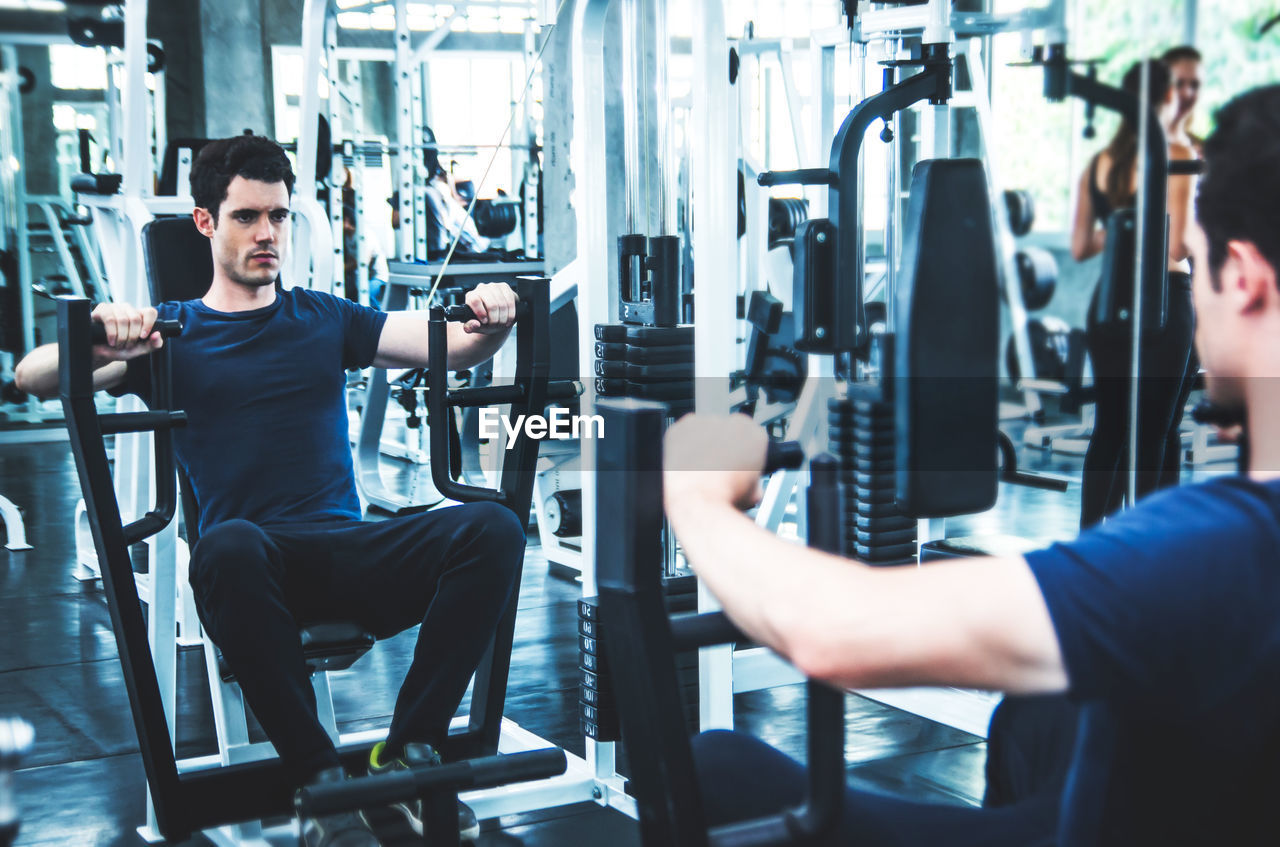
[190,134,295,221]
[1197,84,1280,287]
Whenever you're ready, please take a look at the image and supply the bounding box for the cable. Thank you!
[422,0,569,307]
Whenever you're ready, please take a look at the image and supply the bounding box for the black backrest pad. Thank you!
[894,158,999,518]
[141,216,214,303]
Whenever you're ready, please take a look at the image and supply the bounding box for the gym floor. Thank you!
[0,414,1223,846]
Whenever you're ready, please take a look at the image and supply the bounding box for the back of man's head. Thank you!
[191,135,296,221]
[1197,85,1280,283]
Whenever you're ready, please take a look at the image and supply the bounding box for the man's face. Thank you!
[1190,222,1244,409]
[200,175,291,288]
[1169,59,1201,121]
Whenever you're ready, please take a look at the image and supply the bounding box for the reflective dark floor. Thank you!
[0,415,1233,846]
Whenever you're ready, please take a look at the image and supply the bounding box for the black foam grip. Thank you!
[764,441,804,474]
[90,319,182,345]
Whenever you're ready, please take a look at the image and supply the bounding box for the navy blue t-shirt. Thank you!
[1026,475,1280,845]
[117,287,386,533]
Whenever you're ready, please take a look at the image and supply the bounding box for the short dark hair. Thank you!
[1161,45,1202,65]
[190,134,295,221]
[1196,84,1280,285]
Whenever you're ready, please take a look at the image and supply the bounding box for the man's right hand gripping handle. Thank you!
[90,302,168,363]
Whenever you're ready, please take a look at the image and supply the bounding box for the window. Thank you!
[49,44,107,91]
[1192,2,1280,137]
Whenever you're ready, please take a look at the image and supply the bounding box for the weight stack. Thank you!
[593,324,695,416]
[828,395,917,565]
[578,575,702,743]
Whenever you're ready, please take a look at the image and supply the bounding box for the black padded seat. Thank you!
[920,534,1044,562]
[216,622,376,683]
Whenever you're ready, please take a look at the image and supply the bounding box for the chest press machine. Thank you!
[595,153,1009,846]
[57,215,578,844]
[592,17,1123,837]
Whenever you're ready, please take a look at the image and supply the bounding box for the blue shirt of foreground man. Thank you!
[663,85,1280,847]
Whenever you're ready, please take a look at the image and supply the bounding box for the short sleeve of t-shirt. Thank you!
[1026,477,1280,718]
[325,291,386,369]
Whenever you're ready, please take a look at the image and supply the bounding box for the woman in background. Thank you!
[1071,59,1197,528]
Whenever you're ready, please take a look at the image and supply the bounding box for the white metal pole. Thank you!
[693,0,735,732]
[293,0,335,291]
[571,0,620,791]
[394,0,415,262]
[122,0,150,198]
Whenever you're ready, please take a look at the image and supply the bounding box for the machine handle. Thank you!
[442,299,530,324]
[90,319,183,345]
[757,168,837,188]
[763,441,803,474]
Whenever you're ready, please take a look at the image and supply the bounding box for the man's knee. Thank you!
[456,501,526,563]
[189,519,274,598]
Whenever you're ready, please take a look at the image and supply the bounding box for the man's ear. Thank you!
[192,207,215,239]
[1227,240,1276,316]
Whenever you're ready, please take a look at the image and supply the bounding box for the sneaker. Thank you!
[368,741,481,842]
[298,767,384,847]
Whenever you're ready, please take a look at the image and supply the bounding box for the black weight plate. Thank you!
[595,324,694,345]
[580,650,609,673]
[626,361,695,379]
[828,398,855,413]
[857,500,906,519]
[594,377,629,396]
[853,412,894,431]
[853,429,896,448]
[854,471,896,489]
[853,456,896,474]
[856,514,917,533]
[854,442,896,462]
[623,344,695,365]
[855,486,897,505]
[851,401,892,419]
[856,527,918,547]
[594,341,625,360]
[855,541,918,562]
[581,719,620,741]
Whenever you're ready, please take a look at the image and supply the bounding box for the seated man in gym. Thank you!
[13,134,524,847]
[662,84,1280,846]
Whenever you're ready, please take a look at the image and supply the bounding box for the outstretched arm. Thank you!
[663,415,1068,695]
[372,281,518,371]
[12,302,164,399]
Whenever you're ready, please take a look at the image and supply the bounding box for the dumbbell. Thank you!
[1005,315,1075,382]
[1004,189,1035,236]
[1015,246,1058,310]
